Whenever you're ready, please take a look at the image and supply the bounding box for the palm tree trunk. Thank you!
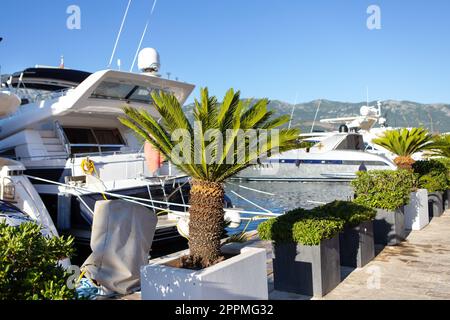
[188,179,225,266]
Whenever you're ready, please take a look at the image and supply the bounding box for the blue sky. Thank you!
[1,0,450,104]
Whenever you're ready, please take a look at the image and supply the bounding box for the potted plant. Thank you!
[426,135,450,210]
[372,128,436,170]
[352,170,415,246]
[119,88,300,300]
[312,201,376,268]
[257,208,344,297]
[413,160,449,218]
[404,187,429,231]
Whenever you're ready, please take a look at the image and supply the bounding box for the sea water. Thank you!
[225,181,354,234]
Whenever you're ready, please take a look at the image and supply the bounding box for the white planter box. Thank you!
[405,189,429,230]
[141,246,268,300]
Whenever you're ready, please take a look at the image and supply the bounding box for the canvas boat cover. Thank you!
[82,200,157,295]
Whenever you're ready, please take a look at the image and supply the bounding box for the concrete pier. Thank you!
[118,209,450,300]
[258,210,450,300]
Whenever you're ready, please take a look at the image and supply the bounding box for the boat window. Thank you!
[127,86,153,103]
[335,135,364,151]
[89,81,171,104]
[90,82,136,100]
[64,128,97,144]
[93,129,124,145]
[0,148,16,159]
[62,127,125,155]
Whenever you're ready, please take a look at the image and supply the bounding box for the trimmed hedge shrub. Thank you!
[413,160,449,192]
[257,208,344,246]
[311,200,377,228]
[0,222,77,300]
[351,169,416,211]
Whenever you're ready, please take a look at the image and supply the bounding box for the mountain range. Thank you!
[185,99,450,133]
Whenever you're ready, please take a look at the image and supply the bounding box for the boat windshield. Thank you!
[90,81,168,104]
[335,135,365,151]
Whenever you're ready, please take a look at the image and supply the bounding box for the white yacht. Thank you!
[0,49,195,244]
[318,103,428,161]
[0,157,58,237]
[236,131,396,182]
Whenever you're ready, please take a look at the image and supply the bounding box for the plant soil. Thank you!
[165,253,236,270]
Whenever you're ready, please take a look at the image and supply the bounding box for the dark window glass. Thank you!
[90,82,136,100]
[336,135,365,151]
[0,148,16,158]
[63,128,96,144]
[93,129,124,145]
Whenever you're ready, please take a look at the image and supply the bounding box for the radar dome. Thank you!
[138,48,160,74]
[360,106,371,116]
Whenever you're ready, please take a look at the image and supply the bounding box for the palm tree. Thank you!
[372,128,436,169]
[428,134,450,158]
[119,88,300,267]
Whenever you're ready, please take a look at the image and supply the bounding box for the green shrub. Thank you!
[351,170,416,211]
[0,222,77,300]
[413,160,447,176]
[413,160,449,191]
[418,173,448,192]
[257,208,344,246]
[311,200,377,228]
[435,157,450,173]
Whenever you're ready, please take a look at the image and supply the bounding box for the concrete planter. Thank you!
[373,208,405,246]
[140,246,268,300]
[339,221,375,268]
[272,236,340,297]
[443,190,450,211]
[428,192,444,218]
[404,189,429,231]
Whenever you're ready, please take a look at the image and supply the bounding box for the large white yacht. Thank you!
[0,49,195,244]
[236,131,396,182]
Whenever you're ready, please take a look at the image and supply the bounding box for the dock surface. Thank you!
[252,209,450,300]
[118,209,450,300]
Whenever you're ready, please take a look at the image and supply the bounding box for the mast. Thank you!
[310,99,322,133]
[288,92,298,129]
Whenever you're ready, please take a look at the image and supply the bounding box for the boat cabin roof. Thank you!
[5,68,92,91]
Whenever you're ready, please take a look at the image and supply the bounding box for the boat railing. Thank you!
[54,121,72,155]
[15,88,71,106]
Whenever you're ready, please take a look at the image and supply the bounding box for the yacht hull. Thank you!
[234,162,390,182]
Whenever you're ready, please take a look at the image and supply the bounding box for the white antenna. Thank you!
[310,99,322,133]
[288,92,298,129]
[108,0,133,67]
[130,0,158,72]
[117,58,122,71]
[366,86,369,107]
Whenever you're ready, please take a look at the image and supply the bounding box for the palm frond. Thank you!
[120,88,301,182]
[372,128,435,157]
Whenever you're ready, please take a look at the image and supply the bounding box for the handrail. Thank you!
[54,121,71,155]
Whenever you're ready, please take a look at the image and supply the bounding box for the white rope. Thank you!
[229,190,271,213]
[108,0,133,67]
[225,181,275,196]
[25,175,282,217]
[307,200,326,205]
